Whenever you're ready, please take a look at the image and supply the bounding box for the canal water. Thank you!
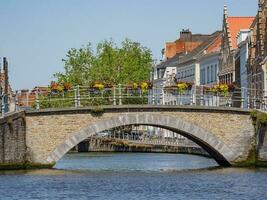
[0,153,267,200]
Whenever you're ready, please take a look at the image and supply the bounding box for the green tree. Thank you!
[55,39,153,85]
[54,44,95,85]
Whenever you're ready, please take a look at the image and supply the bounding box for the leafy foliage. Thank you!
[55,39,153,86]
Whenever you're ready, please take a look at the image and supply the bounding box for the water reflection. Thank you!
[55,152,218,172]
[0,153,266,200]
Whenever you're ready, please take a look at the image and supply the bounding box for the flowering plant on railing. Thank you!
[140,81,153,94]
[227,83,235,92]
[125,81,152,93]
[209,84,229,97]
[176,82,193,94]
[89,81,114,91]
[104,82,114,88]
[50,81,72,94]
[140,82,148,93]
[62,82,72,91]
[164,85,178,93]
[90,81,105,91]
[126,82,139,90]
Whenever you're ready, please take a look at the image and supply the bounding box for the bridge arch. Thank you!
[46,113,238,166]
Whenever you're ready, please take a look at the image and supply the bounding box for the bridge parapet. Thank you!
[12,85,267,113]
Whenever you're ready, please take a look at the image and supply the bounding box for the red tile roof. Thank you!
[206,34,222,53]
[226,17,255,49]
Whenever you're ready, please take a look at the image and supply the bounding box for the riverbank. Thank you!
[75,138,210,157]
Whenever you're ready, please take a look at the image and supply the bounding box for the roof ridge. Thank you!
[177,31,222,65]
[227,16,255,18]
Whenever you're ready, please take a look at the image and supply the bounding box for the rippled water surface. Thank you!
[0,153,267,200]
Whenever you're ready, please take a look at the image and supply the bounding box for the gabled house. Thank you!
[219,6,254,85]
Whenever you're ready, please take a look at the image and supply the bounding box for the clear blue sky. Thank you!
[0,0,257,90]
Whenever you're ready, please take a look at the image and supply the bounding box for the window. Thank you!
[207,66,210,83]
[214,64,217,82]
[213,65,214,82]
[203,68,206,84]
[202,69,204,84]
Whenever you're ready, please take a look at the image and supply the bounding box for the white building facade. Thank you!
[235,30,250,108]
[176,61,199,85]
[199,53,220,86]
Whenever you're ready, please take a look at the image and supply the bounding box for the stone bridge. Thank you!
[1,105,266,169]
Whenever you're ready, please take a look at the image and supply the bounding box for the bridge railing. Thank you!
[90,131,200,148]
[2,85,267,115]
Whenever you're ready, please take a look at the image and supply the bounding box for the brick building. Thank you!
[247,0,267,99]
[17,86,49,107]
[219,6,254,84]
[164,29,210,59]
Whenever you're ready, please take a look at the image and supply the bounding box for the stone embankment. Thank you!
[76,137,210,157]
[0,111,27,169]
[248,110,267,167]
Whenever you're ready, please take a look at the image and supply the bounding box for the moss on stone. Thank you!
[255,160,267,167]
[250,110,267,125]
[256,113,267,125]
[90,106,104,117]
[250,110,258,126]
[246,110,267,168]
[0,161,55,170]
[23,161,56,169]
[233,147,257,167]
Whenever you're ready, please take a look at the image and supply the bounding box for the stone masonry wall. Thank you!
[0,112,27,167]
[25,107,254,166]
[257,124,267,162]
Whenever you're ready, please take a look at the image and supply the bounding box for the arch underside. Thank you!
[46,113,238,166]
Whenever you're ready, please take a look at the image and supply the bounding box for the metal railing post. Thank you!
[118,84,122,105]
[228,95,232,107]
[261,97,265,111]
[35,91,40,110]
[113,86,116,106]
[74,87,78,107]
[253,96,256,109]
[241,96,244,109]
[160,84,164,105]
[15,91,19,111]
[190,90,194,105]
[152,88,155,105]
[247,91,250,109]
[240,88,244,109]
[200,86,204,106]
[216,93,219,107]
[77,85,81,107]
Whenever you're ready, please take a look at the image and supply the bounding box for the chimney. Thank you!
[180,29,192,40]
